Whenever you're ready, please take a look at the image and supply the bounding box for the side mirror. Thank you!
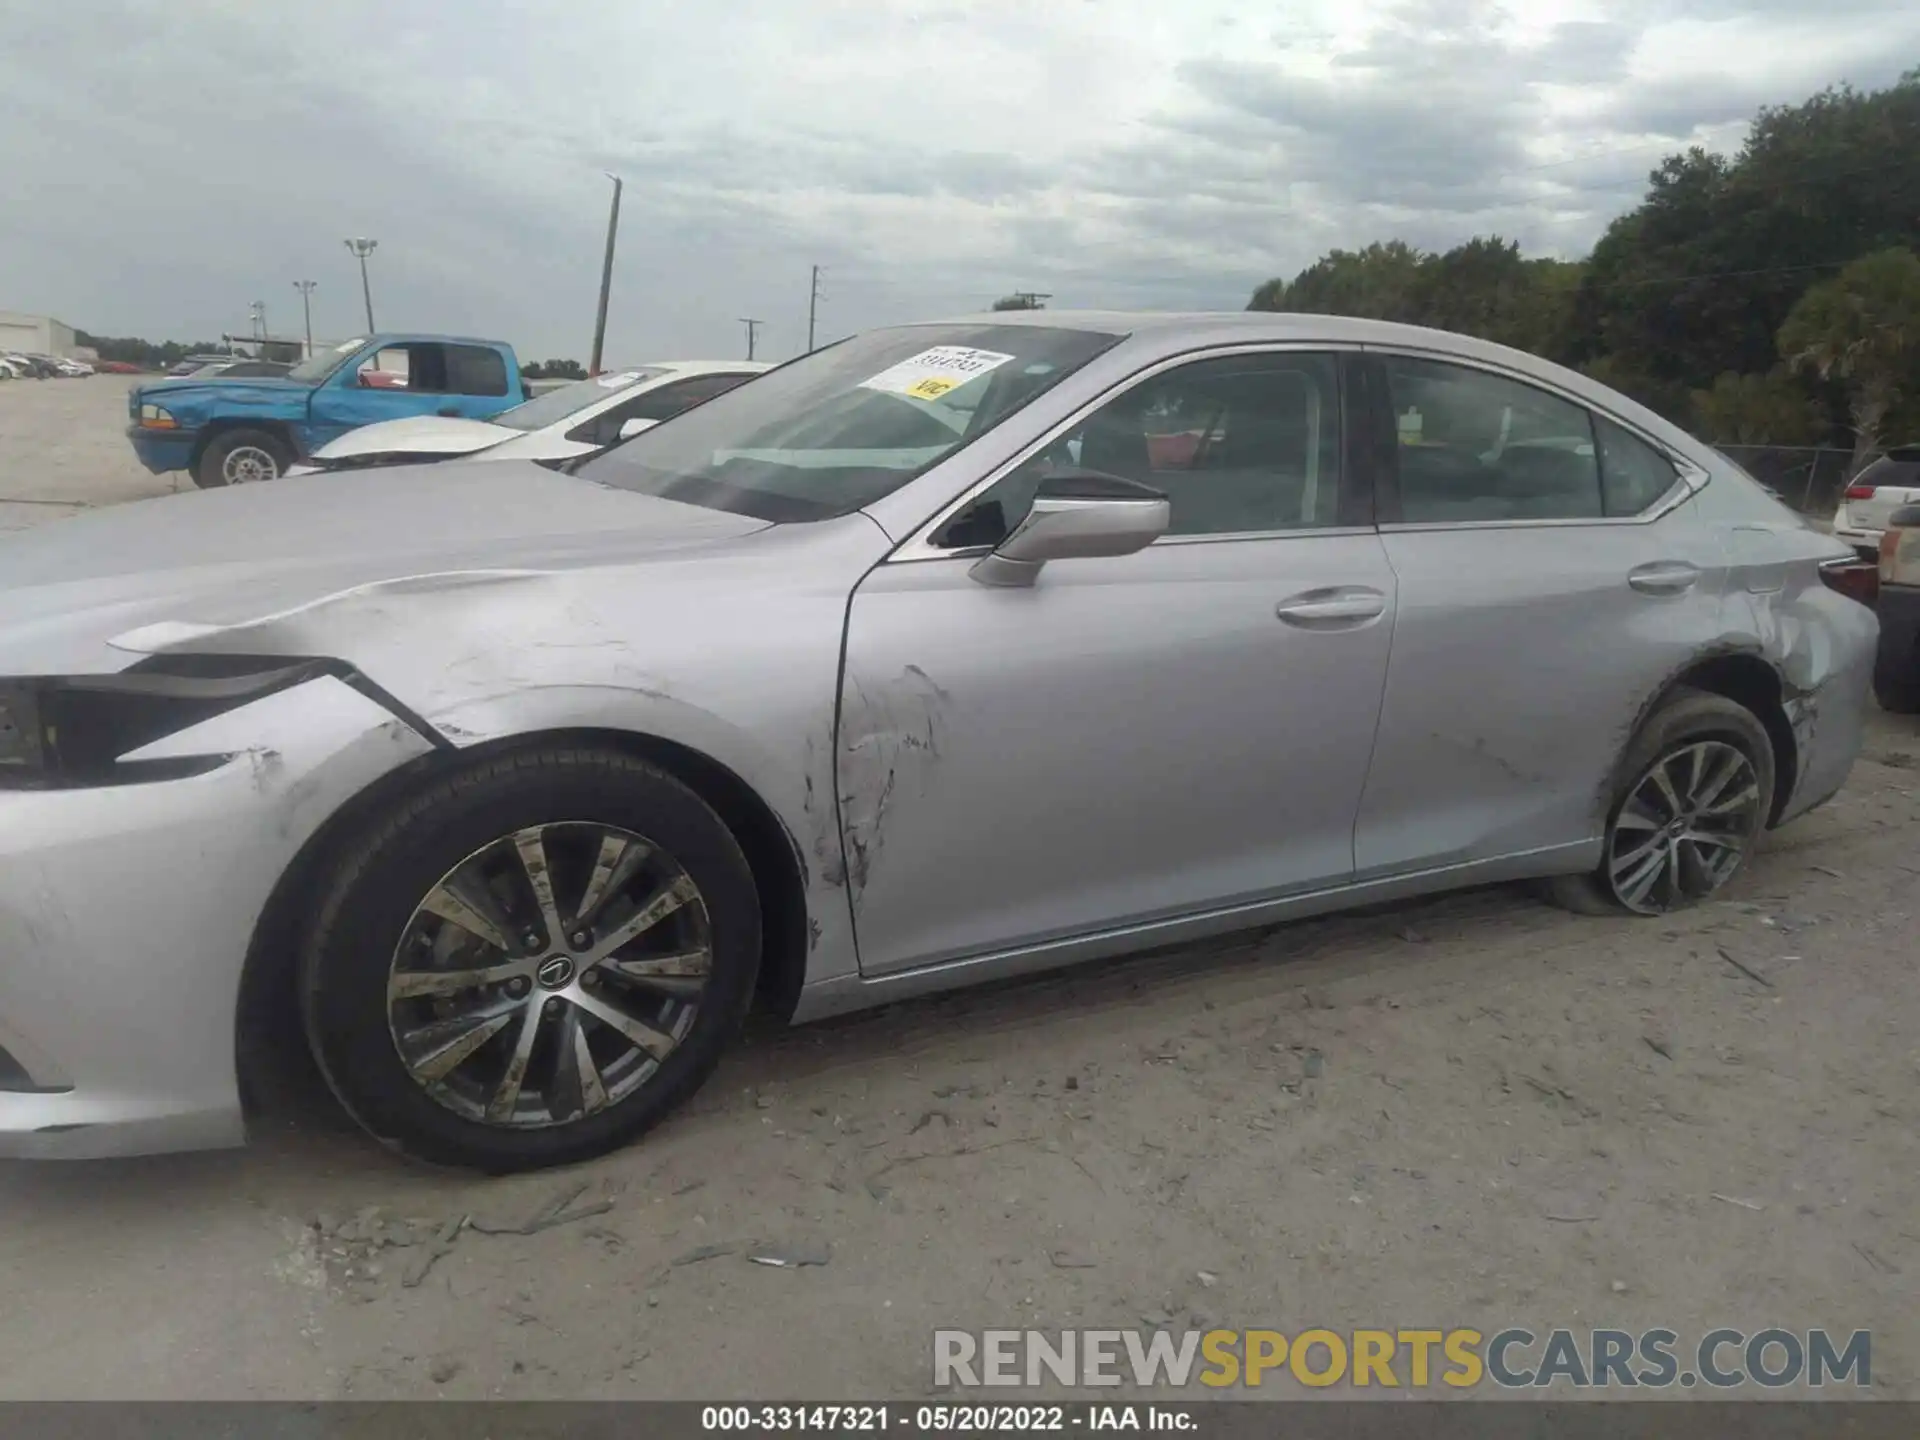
[619,417,658,440]
[969,472,1170,588]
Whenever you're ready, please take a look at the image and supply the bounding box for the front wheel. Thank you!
[1546,687,1775,916]
[195,428,292,488]
[300,746,763,1171]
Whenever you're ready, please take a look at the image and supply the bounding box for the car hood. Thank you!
[0,460,769,675]
[312,415,519,460]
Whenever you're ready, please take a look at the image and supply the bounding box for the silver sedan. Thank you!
[0,312,1878,1169]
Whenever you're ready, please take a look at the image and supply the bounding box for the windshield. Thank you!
[285,337,368,384]
[492,369,668,431]
[576,324,1123,521]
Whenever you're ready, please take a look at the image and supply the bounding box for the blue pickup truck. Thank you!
[127,334,527,488]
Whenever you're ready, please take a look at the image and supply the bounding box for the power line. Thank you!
[739,316,765,360]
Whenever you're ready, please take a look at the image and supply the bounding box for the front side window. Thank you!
[936,351,1343,547]
[575,324,1125,522]
[1384,356,1602,523]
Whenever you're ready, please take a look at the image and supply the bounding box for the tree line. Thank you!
[1248,68,1920,469]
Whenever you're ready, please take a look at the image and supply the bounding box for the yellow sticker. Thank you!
[906,377,958,400]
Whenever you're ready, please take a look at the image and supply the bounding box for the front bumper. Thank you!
[124,424,197,476]
[0,676,436,1159]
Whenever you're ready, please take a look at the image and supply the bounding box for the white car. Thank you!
[285,361,770,476]
[54,358,94,378]
[1830,448,1920,554]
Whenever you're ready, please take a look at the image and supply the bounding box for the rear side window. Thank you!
[1382,356,1602,522]
[1594,415,1679,515]
[445,345,509,397]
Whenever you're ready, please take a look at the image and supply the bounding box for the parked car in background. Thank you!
[4,353,58,379]
[1875,503,1920,713]
[126,333,529,488]
[94,360,144,375]
[286,361,770,476]
[0,357,20,380]
[54,358,94,377]
[187,359,294,380]
[168,353,240,377]
[1831,448,1920,555]
[0,310,1878,1169]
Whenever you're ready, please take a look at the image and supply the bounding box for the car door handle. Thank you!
[1627,561,1700,596]
[1274,587,1388,625]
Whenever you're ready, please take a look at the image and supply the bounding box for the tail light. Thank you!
[1820,556,1879,606]
[1844,483,1878,501]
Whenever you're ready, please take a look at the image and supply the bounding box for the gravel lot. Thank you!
[0,376,1915,1401]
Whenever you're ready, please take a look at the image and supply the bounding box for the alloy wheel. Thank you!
[223,445,280,483]
[386,821,713,1128]
[1605,739,1761,915]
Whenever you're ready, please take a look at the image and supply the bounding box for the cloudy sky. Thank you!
[2,0,1915,361]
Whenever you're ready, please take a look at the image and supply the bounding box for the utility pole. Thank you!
[589,173,623,376]
[806,265,824,352]
[739,317,764,361]
[343,237,378,331]
[292,280,317,356]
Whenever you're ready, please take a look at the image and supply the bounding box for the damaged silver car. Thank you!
[0,312,1879,1169]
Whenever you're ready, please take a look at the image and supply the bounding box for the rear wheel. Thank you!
[1873,626,1920,714]
[195,428,291,488]
[300,745,762,1170]
[1546,687,1774,916]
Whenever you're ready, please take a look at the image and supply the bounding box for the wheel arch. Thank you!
[189,417,299,472]
[233,724,811,1118]
[1639,650,1798,826]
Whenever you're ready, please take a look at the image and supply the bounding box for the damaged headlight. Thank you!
[0,657,328,790]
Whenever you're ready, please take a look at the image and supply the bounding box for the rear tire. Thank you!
[1546,686,1775,917]
[195,428,291,488]
[1873,631,1920,715]
[300,745,762,1171]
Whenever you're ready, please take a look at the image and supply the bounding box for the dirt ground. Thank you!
[0,376,1915,1401]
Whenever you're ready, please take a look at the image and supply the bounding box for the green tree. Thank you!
[1777,247,1920,470]
[1691,369,1825,446]
[1249,241,1425,320]
[991,293,1047,311]
[522,358,587,380]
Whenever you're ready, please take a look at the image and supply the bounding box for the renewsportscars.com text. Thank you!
[933,1327,1870,1390]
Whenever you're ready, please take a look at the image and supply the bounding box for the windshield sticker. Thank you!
[858,345,1014,402]
[596,370,642,387]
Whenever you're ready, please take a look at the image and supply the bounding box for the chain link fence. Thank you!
[1712,445,1857,519]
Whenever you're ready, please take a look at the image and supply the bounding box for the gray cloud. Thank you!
[0,0,1910,360]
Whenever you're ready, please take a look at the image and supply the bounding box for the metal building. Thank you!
[0,311,79,358]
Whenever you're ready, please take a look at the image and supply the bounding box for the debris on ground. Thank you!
[1049,1248,1098,1269]
[673,1242,741,1266]
[403,1216,468,1288]
[471,1181,615,1237]
[749,1244,832,1268]
[1716,947,1774,988]
[1710,1193,1765,1211]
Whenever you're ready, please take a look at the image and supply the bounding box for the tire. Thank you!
[1545,686,1776,917]
[1872,631,1920,715]
[194,427,292,489]
[300,745,762,1171]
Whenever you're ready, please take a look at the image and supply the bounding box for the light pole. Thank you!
[589,173,623,376]
[343,238,378,331]
[293,280,317,356]
[739,317,764,361]
[248,301,266,343]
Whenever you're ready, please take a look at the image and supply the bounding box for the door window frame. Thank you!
[887,342,1380,563]
[1361,347,1705,531]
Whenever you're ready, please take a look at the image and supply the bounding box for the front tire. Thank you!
[195,428,291,488]
[300,745,762,1171]
[1546,686,1774,917]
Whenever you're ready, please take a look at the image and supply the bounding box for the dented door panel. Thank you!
[838,533,1398,977]
[1355,499,1732,876]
